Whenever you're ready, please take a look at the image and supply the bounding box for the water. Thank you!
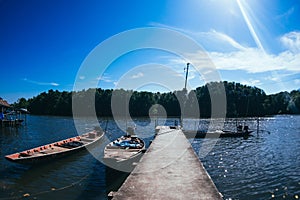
[0,115,299,199]
[0,115,156,200]
[189,115,300,200]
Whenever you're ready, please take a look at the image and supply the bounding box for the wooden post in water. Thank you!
[1,107,3,127]
[257,117,259,135]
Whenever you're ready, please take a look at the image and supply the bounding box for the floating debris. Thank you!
[23,193,30,197]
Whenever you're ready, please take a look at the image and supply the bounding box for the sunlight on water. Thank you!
[0,115,299,199]
[189,115,300,199]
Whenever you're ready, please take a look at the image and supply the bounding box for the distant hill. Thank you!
[12,81,300,118]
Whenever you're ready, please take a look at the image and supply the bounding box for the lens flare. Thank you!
[236,0,265,53]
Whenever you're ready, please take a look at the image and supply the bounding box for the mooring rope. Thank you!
[0,174,90,199]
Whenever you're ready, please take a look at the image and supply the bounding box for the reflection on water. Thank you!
[0,115,299,199]
[190,115,300,200]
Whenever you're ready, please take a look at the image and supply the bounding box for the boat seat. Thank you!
[80,138,94,142]
[19,152,31,157]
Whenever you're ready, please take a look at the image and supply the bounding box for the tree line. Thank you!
[13,81,300,118]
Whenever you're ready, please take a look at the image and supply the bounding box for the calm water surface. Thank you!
[0,115,155,200]
[0,115,299,199]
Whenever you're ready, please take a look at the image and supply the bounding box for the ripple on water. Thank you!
[189,116,300,199]
[1,116,299,199]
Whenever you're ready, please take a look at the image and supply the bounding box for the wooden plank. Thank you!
[112,126,222,200]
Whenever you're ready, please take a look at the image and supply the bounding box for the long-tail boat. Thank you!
[184,125,253,138]
[5,128,104,164]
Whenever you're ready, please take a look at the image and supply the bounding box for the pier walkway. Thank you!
[111,126,222,199]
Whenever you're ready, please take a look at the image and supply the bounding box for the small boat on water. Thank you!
[103,127,145,171]
[184,125,253,138]
[5,128,104,164]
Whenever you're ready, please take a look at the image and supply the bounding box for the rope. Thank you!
[0,174,90,200]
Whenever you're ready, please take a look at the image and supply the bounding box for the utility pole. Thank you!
[184,63,190,91]
[181,63,190,128]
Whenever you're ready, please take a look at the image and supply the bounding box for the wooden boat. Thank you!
[103,133,145,171]
[5,128,104,164]
[184,125,253,138]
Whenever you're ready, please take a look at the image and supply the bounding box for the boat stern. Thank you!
[4,153,19,161]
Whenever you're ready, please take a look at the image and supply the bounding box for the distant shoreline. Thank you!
[12,81,300,118]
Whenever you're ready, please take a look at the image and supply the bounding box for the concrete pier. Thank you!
[111,126,222,199]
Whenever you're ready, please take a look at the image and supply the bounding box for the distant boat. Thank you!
[103,128,145,170]
[5,128,104,164]
[0,108,29,127]
[17,108,30,114]
[184,125,253,138]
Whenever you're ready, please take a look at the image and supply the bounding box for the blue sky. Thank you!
[1,0,300,103]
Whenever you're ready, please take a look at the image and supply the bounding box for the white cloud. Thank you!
[241,79,261,86]
[164,32,300,73]
[150,22,250,51]
[276,7,295,20]
[294,79,300,85]
[131,72,144,79]
[23,78,59,86]
[151,24,300,74]
[96,75,113,82]
[264,76,280,82]
[165,47,300,74]
[186,70,196,81]
[280,31,300,53]
[50,82,59,86]
[209,30,247,51]
[79,76,85,80]
[209,49,300,73]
